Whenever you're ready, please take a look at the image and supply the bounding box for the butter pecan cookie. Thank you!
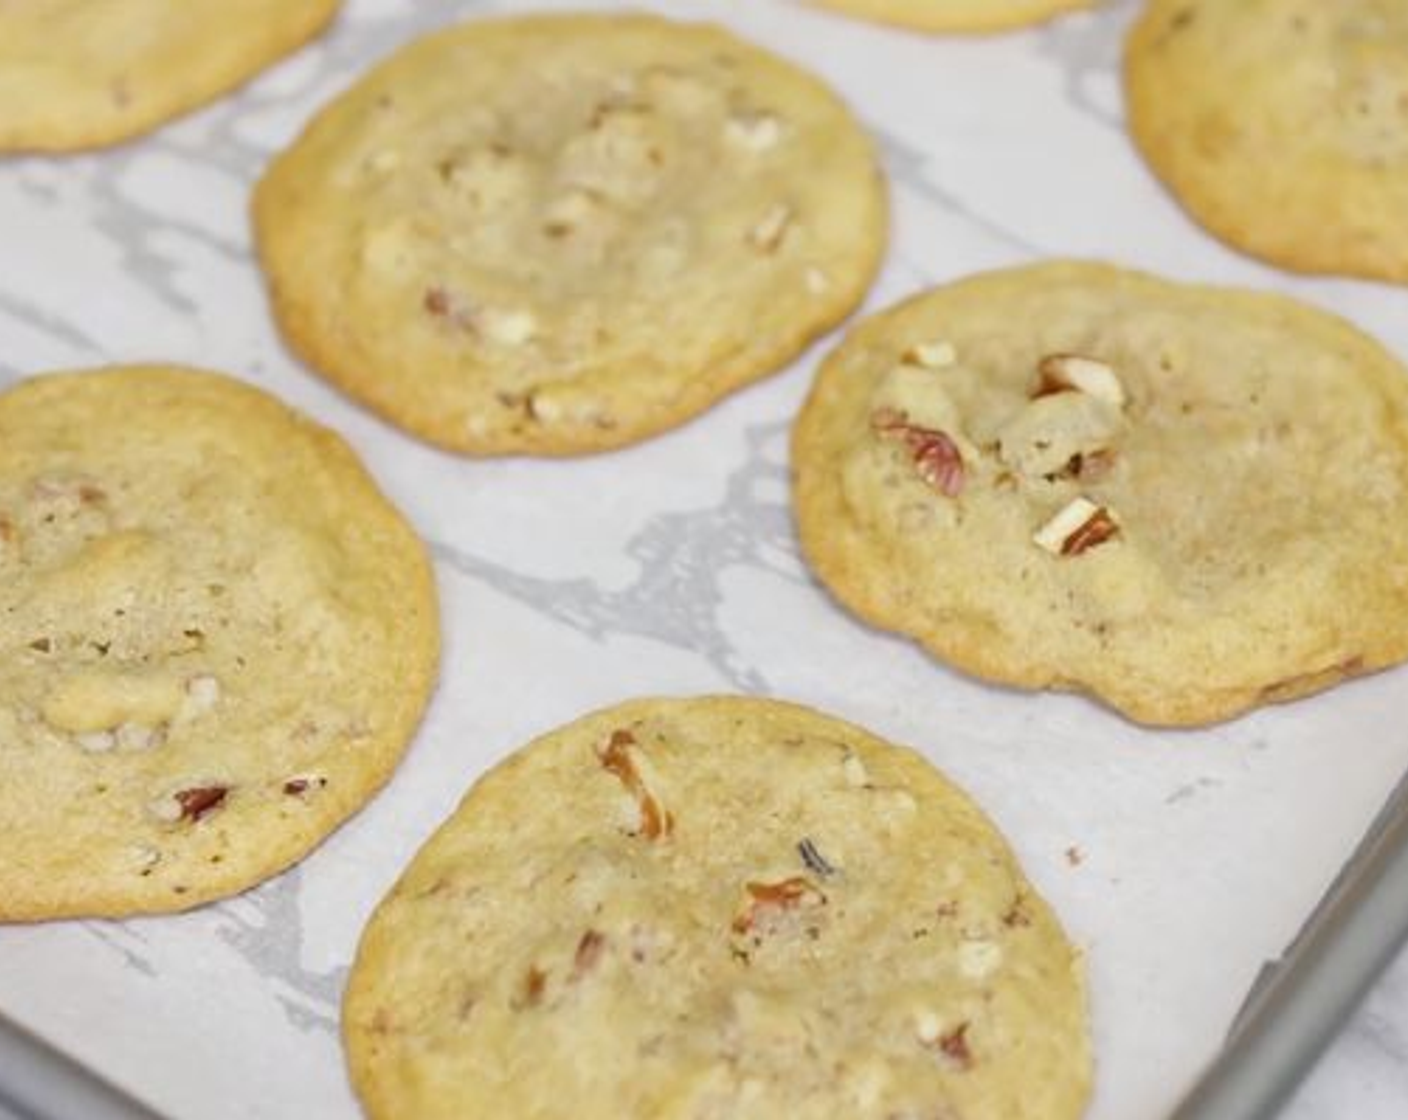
[809,0,1093,34]
[1126,0,1408,283]
[254,12,886,455]
[0,367,438,920]
[793,261,1408,725]
[345,696,1090,1120]
[0,0,341,152]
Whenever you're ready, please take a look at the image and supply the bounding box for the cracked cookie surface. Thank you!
[1126,0,1408,283]
[792,261,1408,725]
[254,12,886,455]
[809,0,1091,33]
[344,696,1089,1120]
[0,366,438,921]
[0,0,341,152]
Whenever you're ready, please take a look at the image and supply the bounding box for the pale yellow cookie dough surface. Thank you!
[0,0,341,152]
[1126,0,1408,283]
[792,261,1408,726]
[255,12,887,456]
[810,0,1092,34]
[0,367,439,921]
[345,696,1089,1120]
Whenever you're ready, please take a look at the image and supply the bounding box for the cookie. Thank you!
[1125,0,1408,283]
[809,0,1093,34]
[254,12,887,456]
[0,366,438,921]
[792,261,1408,726]
[345,696,1089,1120]
[0,1,341,153]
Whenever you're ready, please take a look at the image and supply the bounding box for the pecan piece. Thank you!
[1035,354,1126,407]
[1063,508,1119,554]
[910,431,966,496]
[424,287,452,317]
[520,966,547,1008]
[175,785,228,823]
[725,111,783,152]
[1044,447,1119,485]
[1033,497,1121,556]
[116,722,164,752]
[872,409,965,497]
[841,751,869,788]
[76,730,116,753]
[422,286,476,332]
[732,876,827,934]
[1073,448,1117,483]
[184,675,221,713]
[1001,894,1032,929]
[748,203,793,252]
[573,930,607,979]
[901,340,957,370]
[598,730,673,840]
[939,1022,974,1069]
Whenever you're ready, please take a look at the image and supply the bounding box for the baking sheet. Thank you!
[1,0,1407,1117]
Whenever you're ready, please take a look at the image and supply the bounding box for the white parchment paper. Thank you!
[1,1,1406,1117]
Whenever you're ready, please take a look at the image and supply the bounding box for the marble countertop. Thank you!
[1,1,1406,1117]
